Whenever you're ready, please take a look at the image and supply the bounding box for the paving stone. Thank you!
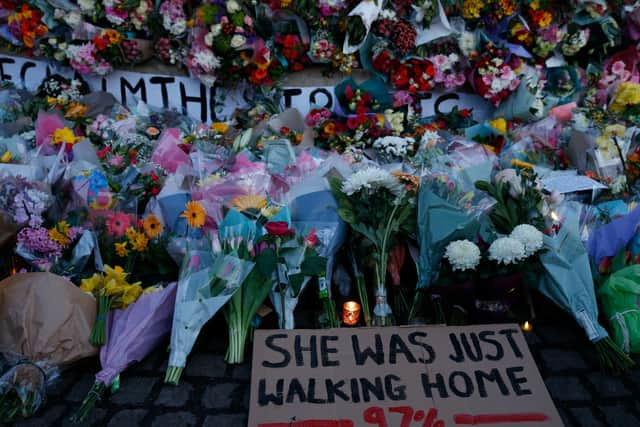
[523,331,543,346]
[183,353,226,378]
[202,383,236,409]
[134,349,167,372]
[544,377,591,401]
[601,404,640,427]
[585,372,632,398]
[151,411,198,427]
[155,383,193,407]
[539,349,589,373]
[556,407,573,427]
[14,405,66,427]
[60,408,107,427]
[536,324,585,345]
[110,377,158,405]
[107,409,148,427]
[47,370,80,397]
[203,414,248,427]
[232,363,251,380]
[568,407,606,427]
[64,373,98,403]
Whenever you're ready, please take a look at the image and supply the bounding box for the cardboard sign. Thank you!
[249,325,562,427]
[0,54,494,124]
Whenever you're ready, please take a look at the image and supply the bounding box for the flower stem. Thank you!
[69,382,106,423]
[595,337,635,375]
[226,327,248,364]
[89,296,111,346]
[164,366,184,385]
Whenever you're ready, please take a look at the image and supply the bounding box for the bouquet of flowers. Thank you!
[470,43,522,106]
[264,223,327,329]
[186,0,259,87]
[79,265,144,346]
[331,167,414,326]
[5,4,48,50]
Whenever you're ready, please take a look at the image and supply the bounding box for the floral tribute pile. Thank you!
[4,0,640,423]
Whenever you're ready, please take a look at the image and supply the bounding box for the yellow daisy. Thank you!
[231,195,267,212]
[181,201,206,228]
[143,215,163,239]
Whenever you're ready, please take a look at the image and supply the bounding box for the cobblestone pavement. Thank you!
[10,306,640,427]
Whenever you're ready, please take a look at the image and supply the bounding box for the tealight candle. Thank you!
[342,301,361,326]
[521,320,533,332]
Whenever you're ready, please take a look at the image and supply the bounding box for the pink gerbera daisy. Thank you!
[106,212,132,237]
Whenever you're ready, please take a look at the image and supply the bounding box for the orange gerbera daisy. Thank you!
[181,201,206,228]
[143,214,163,239]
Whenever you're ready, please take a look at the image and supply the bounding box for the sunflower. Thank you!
[143,215,163,239]
[181,201,206,228]
[231,195,267,212]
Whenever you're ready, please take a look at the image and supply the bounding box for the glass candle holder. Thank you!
[342,301,361,326]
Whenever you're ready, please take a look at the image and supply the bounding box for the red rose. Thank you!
[304,229,318,248]
[265,221,294,236]
[460,109,471,118]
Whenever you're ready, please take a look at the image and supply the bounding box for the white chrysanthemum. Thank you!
[510,224,543,256]
[488,237,526,265]
[445,240,481,271]
[342,167,403,197]
[373,136,414,157]
[194,50,221,71]
[458,31,477,57]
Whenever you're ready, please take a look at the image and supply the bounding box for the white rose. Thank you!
[204,32,214,47]
[64,11,82,27]
[78,0,95,13]
[227,0,241,13]
[230,34,246,48]
[172,20,186,36]
[210,24,222,37]
[495,168,523,198]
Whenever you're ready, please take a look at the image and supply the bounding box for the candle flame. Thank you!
[521,321,533,332]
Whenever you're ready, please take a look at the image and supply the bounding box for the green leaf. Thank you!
[610,248,627,274]
[301,255,328,276]
[288,274,305,296]
[337,207,356,224]
[256,248,277,278]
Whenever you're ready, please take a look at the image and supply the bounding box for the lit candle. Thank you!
[342,301,361,326]
[521,321,533,332]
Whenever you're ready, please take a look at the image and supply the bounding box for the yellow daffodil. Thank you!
[80,273,102,293]
[115,242,129,257]
[0,150,11,163]
[131,232,149,252]
[211,122,229,133]
[103,265,129,286]
[143,285,162,295]
[119,284,143,308]
[610,82,640,113]
[125,226,137,242]
[51,127,81,147]
[488,117,507,134]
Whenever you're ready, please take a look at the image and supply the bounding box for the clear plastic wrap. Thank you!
[0,352,58,422]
